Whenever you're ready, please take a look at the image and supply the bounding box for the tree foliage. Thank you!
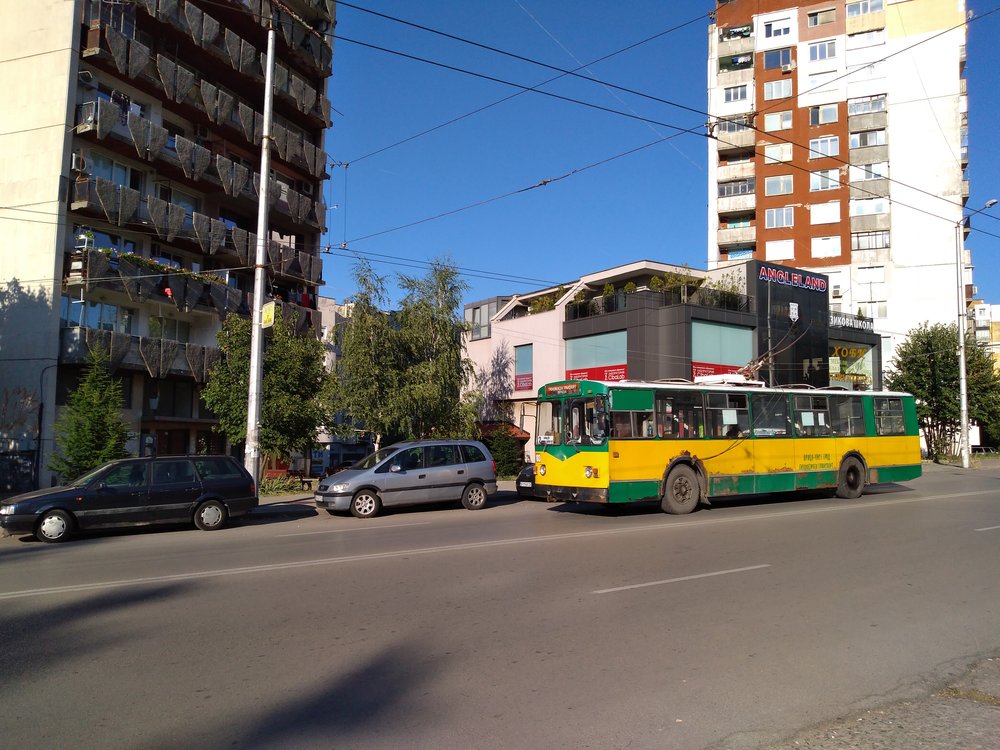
[885,322,1000,460]
[49,347,129,481]
[203,310,327,462]
[325,259,477,448]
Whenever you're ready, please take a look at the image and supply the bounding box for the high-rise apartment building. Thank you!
[0,0,335,489]
[707,0,969,373]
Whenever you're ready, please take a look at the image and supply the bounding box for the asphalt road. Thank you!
[1,463,998,749]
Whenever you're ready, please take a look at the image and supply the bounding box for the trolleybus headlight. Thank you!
[584,466,593,479]
[538,464,546,476]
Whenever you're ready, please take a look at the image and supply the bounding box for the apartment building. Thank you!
[0,0,335,489]
[708,0,970,374]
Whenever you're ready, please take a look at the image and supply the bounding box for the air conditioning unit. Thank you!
[781,62,796,73]
[832,285,842,298]
[71,152,87,173]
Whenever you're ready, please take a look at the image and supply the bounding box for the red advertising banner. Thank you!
[565,364,628,382]
[691,361,742,378]
[514,373,533,391]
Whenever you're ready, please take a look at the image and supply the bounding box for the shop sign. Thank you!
[565,364,627,381]
[691,361,742,378]
[829,312,874,332]
[759,266,828,292]
[514,373,533,391]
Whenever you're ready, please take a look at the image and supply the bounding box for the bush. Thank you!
[484,430,524,478]
[260,476,306,495]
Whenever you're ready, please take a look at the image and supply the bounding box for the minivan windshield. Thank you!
[353,447,399,471]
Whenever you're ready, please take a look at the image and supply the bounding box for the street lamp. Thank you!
[956,197,997,469]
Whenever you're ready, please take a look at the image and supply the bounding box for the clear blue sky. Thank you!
[320,1,1000,309]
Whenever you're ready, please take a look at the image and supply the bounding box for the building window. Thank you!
[809,136,839,159]
[811,236,842,258]
[858,301,888,318]
[724,216,752,228]
[764,19,791,38]
[719,53,753,73]
[847,0,884,17]
[763,48,792,70]
[765,239,795,261]
[764,111,792,131]
[149,316,191,343]
[847,29,886,48]
[720,24,752,41]
[89,153,144,192]
[718,178,755,198]
[808,9,836,26]
[848,94,887,115]
[724,84,748,103]
[716,116,751,133]
[764,175,793,196]
[465,301,499,340]
[851,230,890,250]
[850,129,886,148]
[809,104,838,125]
[810,169,840,191]
[765,207,794,229]
[811,201,840,225]
[514,344,533,392]
[809,40,837,62]
[850,198,889,216]
[60,295,135,334]
[763,79,792,101]
[764,143,792,163]
[849,162,888,181]
[726,247,755,260]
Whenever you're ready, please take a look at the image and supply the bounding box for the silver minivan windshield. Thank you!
[353,447,399,471]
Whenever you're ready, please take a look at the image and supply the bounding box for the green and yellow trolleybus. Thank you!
[532,378,922,513]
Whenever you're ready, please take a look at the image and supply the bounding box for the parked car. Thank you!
[315,439,497,518]
[0,455,258,543]
[516,463,541,499]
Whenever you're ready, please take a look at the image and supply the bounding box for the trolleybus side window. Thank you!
[750,392,791,437]
[707,393,750,438]
[654,391,705,439]
[793,395,831,437]
[830,395,866,436]
[874,396,905,435]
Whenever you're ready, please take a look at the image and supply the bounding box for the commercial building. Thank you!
[464,259,878,455]
[707,0,971,373]
[0,0,335,489]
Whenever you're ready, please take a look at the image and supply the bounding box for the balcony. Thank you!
[846,10,886,35]
[849,145,888,165]
[847,111,887,132]
[717,160,755,182]
[565,288,753,322]
[715,128,756,151]
[717,226,756,246]
[59,327,222,382]
[850,213,890,233]
[717,67,753,88]
[717,193,756,214]
[849,178,890,200]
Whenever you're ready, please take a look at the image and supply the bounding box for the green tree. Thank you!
[885,322,1000,461]
[324,261,405,449]
[326,259,478,448]
[396,260,476,439]
[49,347,129,481]
[203,309,327,467]
[485,429,523,477]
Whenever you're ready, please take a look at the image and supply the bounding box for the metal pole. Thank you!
[955,220,970,469]
[245,18,277,479]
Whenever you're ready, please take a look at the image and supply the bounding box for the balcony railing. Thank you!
[59,327,223,382]
[566,288,753,321]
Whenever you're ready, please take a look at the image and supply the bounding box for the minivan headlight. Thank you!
[328,482,350,493]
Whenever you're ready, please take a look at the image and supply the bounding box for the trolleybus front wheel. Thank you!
[835,456,866,499]
[661,465,700,515]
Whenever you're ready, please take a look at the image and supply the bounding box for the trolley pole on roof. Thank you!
[245,16,277,480]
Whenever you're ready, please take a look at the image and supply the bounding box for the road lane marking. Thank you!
[974,525,1000,532]
[1,488,994,601]
[592,564,771,594]
[278,522,431,537]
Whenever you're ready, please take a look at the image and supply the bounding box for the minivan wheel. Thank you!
[461,483,488,510]
[36,509,73,543]
[194,500,228,531]
[351,490,382,519]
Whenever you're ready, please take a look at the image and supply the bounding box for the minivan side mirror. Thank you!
[389,464,402,473]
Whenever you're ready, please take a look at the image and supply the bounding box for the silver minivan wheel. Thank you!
[461,483,488,510]
[351,490,382,518]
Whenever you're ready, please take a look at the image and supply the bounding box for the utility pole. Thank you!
[245,16,277,480]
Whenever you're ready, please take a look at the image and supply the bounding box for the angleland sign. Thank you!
[758,266,828,293]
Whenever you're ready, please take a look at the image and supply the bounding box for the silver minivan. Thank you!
[314,440,498,518]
